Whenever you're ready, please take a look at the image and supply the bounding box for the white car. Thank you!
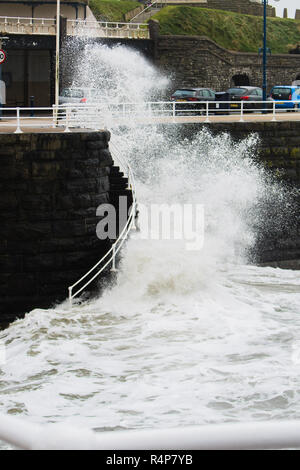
[59,87,100,105]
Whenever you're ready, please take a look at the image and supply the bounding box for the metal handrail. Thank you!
[129,1,158,22]
[0,15,55,22]
[2,412,300,449]
[67,137,137,307]
[0,101,300,134]
[129,0,168,22]
[67,19,149,38]
[0,16,149,37]
[0,16,56,35]
[67,19,148,28]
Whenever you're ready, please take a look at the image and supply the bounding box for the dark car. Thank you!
[216,86,273,112]
[170,88,216,114]
[214,91,228,113]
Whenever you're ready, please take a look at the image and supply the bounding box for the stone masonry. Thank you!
[0,131,131,325]
[149,21,300,93]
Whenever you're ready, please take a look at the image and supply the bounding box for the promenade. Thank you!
[1,112,300,133]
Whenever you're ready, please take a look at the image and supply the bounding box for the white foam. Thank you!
[1,42,299,449]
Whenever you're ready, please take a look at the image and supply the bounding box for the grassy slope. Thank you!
[89,0,141,22]
[151,6,300,54]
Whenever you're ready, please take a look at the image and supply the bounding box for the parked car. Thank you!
[215,86,273,112]
[214,91,228,113]
[269,85,300,110]
[170,88,216,114]
[59,87,100,105]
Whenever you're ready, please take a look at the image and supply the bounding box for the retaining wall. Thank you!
[0,131,128,325]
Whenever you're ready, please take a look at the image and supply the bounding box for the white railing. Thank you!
[2,412,300,449]
[0,101,300,134]
[67,137,137,307]
[59,99,299,125]
[130,0,168,23]
[67,19,149,38]
[0,16,56,35]
[130,2,156,23]
[0,16,149,39]
[129,0,161,23]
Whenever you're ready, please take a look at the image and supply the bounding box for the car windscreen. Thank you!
[61,89,84,98]
[173,90,197,97]
[226,88,248,95]
[271,88,292,99]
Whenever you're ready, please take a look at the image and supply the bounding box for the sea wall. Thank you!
[0,131,129,325]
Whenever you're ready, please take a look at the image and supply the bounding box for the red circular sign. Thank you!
[0,50,6,65]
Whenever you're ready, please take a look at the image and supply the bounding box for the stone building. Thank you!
[0,1,95,107]
[0,0,90,20]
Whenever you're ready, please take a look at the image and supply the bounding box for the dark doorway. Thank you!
[2,50,51,107]
[232,74,250,86]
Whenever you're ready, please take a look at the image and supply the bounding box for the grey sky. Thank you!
[268,0,299,18]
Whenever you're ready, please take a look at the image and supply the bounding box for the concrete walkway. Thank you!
[1,112,300,133]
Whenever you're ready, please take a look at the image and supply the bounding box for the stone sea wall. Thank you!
[0,131,130,325]
[1,122,299,326]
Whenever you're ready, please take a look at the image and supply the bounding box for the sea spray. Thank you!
[0,42,299,446]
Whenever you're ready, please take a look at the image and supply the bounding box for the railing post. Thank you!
[64,107,71,132]
[68,287,73,309]
[14,107,23,134]
[127,165,131,189]
[240,101,244,122]
[52,104,56,128]
[111,244,117,272]
[205,101,210,123]
[172,101,176,119]
[131,204,137,231]
[272,100,276,121]
[30,96,34,117]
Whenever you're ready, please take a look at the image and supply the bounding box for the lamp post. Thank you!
[262,0,267,102]
[262,0,280,102]
[55,0,60,110]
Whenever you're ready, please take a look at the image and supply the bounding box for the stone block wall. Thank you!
[0,131,128,325]
[149,26,300,93]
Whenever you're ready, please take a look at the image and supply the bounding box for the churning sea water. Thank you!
[0,43,300,449]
